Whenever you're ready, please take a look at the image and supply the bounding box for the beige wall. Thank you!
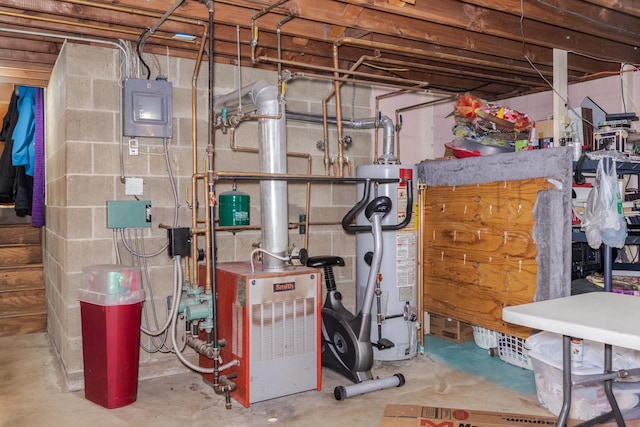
[43,43,373,390]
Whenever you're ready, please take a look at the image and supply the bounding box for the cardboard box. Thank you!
[381,405,576,427]
[535,119,554,139]
[429,313,474,343]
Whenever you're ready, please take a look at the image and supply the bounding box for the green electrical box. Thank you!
[106,200,152,229]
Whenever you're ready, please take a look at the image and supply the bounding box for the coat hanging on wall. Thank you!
[11,86,37,218]
[0,85,45,222]
[0,88,19,204]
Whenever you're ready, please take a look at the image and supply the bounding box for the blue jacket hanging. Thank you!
[12,86,36,177]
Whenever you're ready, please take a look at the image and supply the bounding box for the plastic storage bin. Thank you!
[526,331,640,421]
[78,265,145,409]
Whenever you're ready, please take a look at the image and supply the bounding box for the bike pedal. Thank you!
[375,338,395,350]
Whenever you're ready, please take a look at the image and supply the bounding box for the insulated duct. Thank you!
[214,81,288,271]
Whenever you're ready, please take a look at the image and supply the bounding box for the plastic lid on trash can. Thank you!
[78,264,145,306]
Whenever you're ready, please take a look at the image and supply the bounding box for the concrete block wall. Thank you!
[44,43,373,390]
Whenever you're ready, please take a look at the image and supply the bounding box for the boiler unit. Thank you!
[355,164,418,361]
[199,262,321,407]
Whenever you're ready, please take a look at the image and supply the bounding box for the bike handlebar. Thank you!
[341,178,413,233]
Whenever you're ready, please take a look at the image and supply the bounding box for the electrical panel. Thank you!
[106,200,152,229]
[122,78,173,138]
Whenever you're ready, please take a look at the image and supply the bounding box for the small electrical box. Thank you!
[107,200,152,229]
[122,78,173,138]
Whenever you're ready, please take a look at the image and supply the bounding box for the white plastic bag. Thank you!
[581,184,602,249]
[580,158,627,249]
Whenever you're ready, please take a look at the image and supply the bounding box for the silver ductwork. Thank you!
[377,115,396,164]
[286,112,397,163]
[214,81,288,271]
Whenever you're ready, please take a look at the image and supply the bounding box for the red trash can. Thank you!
[78,265,145,409]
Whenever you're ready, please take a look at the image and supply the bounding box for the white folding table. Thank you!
[502,292,640,427]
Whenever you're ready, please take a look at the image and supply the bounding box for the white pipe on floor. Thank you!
[333,373,405,400]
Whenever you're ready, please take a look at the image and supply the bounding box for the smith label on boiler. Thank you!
[273,281,296,292]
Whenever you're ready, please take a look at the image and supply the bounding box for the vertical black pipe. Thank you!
[205,0,219,375]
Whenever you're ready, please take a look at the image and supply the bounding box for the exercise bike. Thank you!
[306,179,413,400]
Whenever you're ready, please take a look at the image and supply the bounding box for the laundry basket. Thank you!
[497,332,533,370]
[472,326,499,353]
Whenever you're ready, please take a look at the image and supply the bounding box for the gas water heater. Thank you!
[355,164,418,361]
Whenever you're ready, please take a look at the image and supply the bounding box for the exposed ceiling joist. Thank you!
[0,0,636,101]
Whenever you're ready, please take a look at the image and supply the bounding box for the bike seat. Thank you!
[365,196,392,221]
[306,255,345,268]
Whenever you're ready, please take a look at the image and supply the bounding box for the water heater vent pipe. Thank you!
[214,81,288,271]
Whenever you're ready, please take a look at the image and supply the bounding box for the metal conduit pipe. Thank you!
[214,81,288,271]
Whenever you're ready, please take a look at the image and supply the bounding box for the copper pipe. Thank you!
[190,26,208,286]
[250,0,293,63]
[213,170,398,184]
[417,183,426,348]
[191,172,212,292]
[321,100,331,176]
[214,220,338,232]
[364,56,548,89]
[374,89,408,163]
[321,56,368,176]
[256,55,429,90]
[393,95,456,162]
[276,14,296,87]
[248,1,553,84]
[331,44,345,177]
[334,37,550,80]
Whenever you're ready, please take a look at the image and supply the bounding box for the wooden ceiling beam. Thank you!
[2,0,206,36]
[0,0,635,98]
[74,0,602,73]
[462,0,639,45]
[0,66,50,86]
[581,0,640,19]
[334,0,639,64]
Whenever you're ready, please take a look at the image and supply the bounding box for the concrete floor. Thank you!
[0,332,561,427]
